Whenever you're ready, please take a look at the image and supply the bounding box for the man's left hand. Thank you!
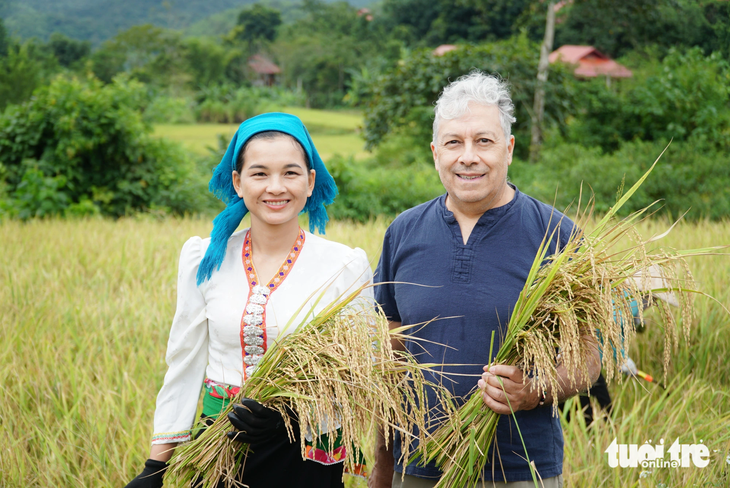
[478,364,540,415]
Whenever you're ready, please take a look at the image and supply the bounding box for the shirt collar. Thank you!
[440,184,520,226]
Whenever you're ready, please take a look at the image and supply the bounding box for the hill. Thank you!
[184,0,306,38]
[0,0,373,44]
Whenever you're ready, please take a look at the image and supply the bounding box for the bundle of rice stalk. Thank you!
[165,283,441,488]
[419,153,719,487]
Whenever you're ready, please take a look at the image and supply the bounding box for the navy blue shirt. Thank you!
[374,186,576,482]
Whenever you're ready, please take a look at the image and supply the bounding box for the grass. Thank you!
[1,216,729,487]
[153,107,369,160]
[279,106,363,131]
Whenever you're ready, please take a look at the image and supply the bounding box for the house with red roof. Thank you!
[549,45,632,81]
[248,55,281,87]
[432,44,458,56]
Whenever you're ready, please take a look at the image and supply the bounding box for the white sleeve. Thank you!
[152,237,209,445]
[343,247,374,305]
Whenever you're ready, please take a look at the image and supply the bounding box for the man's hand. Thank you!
[478,364,540,415]
[367,319,401,488]
[368,426,395,488]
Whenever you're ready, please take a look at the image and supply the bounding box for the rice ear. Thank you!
[164,283,448,487]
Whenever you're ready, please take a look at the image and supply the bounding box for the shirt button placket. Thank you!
[243,285,269,377]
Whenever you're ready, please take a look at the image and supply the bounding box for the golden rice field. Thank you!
[1,215,729,487]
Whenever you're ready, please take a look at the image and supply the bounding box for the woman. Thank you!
[126,113,372,488]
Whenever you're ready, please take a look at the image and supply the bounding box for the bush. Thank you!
[194,84,305,123]
[0,75,210,218]
[565,47,730,152]
[273,1,389,109]
[6,164,69,219]
[143,93,196,124]
[0,40,58,111]
[361,34,580,160]
[326,154,444,222]
[511,138,730,220]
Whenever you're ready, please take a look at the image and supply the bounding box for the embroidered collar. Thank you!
[240,228,306,379]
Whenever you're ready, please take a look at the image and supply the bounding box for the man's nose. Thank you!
[458,141,479,165]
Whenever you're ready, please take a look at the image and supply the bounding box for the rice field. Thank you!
[1,216,729,487]
[153,107,369,160]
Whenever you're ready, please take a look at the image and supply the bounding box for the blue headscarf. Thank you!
[196,112,338,285]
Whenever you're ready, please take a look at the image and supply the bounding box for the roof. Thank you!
[357,8,373,21]
[432,44,458,56]
[549,45,632,78]
[554,0,571,13]
[248,55,281,75]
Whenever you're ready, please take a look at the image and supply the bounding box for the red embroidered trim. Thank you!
[152,431,191,443]
[240,228,306,379]
[305,444,348,465]
[204,378,241,399]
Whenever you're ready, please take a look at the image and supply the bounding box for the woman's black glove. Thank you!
[227,398,287,445]
[124,459,167,488]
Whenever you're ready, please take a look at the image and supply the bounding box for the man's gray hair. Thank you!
[432,70,516,144]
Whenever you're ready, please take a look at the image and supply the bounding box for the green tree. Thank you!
[379,0,444,44]
[0,0,260,44]
[362,36,580,160]
[91,25,189,88]
[378,0,535,46]
[0,40,57,110]
[455,0,537,41]
[231,3,282,52]
[47,33,91,68]
[555,0,660,57]
[700,0,730,57]
[564,47,730,151]
[554,0,708,58]
[89,48,126,84]
[511,138,730,220]
[0,17,8,57]
[183,36,228,88]
[275,0,390,107]
[0,76,208,218]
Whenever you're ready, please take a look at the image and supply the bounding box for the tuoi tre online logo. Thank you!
[605,438,712,468]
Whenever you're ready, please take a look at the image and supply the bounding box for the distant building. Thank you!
[432,44,458,56]
[549,45,632,80]
[248,55,281,87]
[554,0,572,14]
[357,8,373,21]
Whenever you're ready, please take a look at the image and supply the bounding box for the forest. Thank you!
[1,0,730,220]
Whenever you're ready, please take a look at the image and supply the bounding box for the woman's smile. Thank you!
[263,199,291,208]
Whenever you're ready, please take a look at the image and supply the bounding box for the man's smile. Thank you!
[456,173,485,181]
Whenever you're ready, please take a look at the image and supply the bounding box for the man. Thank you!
[369,71,601,488]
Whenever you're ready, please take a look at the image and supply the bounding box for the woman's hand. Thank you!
[124,459,167,488]
[227,398,287,445]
